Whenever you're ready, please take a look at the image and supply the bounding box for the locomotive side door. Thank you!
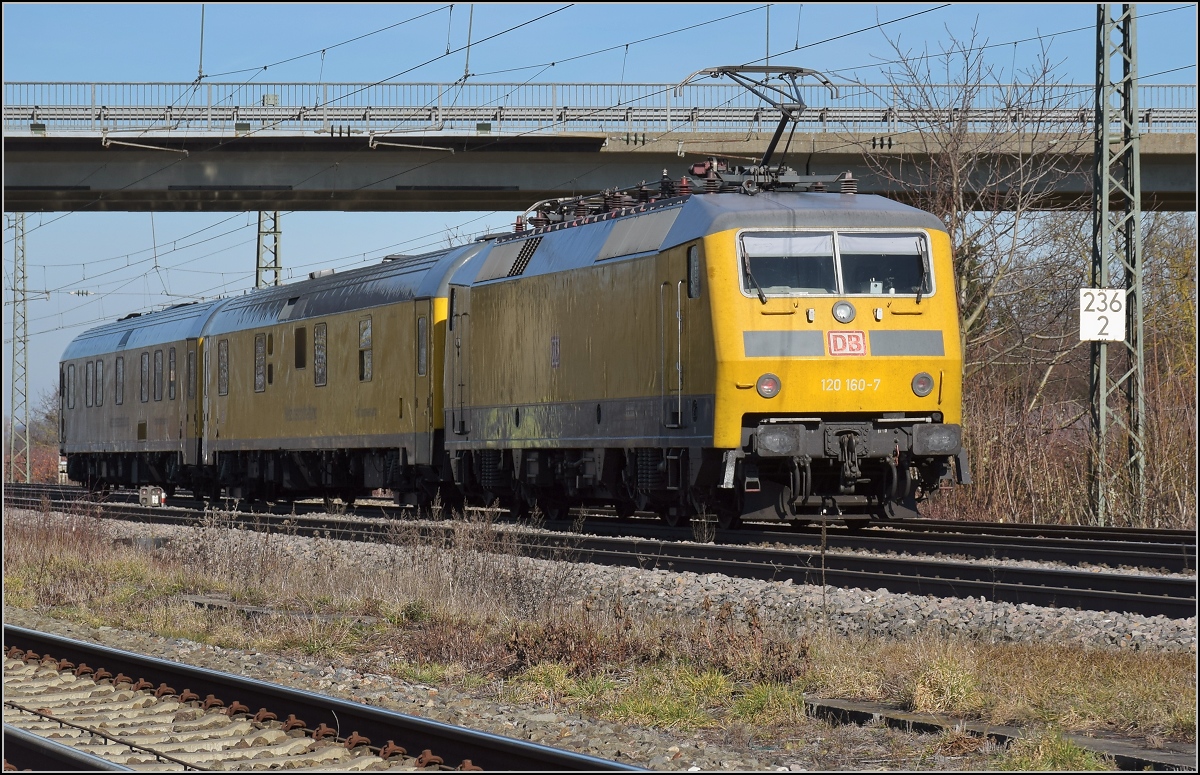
[447,286,471,437]
[659,258,686,429]
[413,299,433,463]
[201,345,212,465]
[182,338,201,466]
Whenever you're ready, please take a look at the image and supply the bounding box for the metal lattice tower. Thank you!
[255,211,282,288]
[8,213,30,483]
[1090,4,1145,525]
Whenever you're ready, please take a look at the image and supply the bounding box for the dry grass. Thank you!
[991,728,1116,771]
[3,502,1195,753]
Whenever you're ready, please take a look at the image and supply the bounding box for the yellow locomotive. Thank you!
[443,170,968,527]
[60,170,967,527]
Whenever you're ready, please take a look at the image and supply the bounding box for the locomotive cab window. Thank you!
[742,233,837,295]
[839,233,932,296]
[738,231,932,297]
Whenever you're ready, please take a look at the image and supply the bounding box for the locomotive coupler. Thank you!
[837,432,861,494]
[788,456,812,508]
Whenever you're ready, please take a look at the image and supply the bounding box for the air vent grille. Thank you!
[507,237,543,277]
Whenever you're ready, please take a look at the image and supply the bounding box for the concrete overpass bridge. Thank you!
[3,81,1195,213]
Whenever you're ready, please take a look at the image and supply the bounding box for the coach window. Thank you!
[68,364,76,409]
[96,359,104,406]
[295,327,307,370]
[115,357,124,405]
[314,323,328,386]
[187,350,196,400]
[85,360,94,407]
[218,340,230,396]
[154,350,164,401]
[168,348,177,400]
[417,316,428,377]
[140,352,150,403]
[358,317,373,382]
[254,334,267,392]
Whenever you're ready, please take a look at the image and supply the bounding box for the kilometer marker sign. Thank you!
[1079,289,1126,342]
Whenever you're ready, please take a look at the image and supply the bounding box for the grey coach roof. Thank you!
[200,244,482,337]
[60,300,224,361]
[62,242,487,362]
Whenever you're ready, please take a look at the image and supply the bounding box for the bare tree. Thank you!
[845,24,1092,379]
[835,26,1196,527]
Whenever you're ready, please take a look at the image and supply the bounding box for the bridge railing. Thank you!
[4,81,1196,136]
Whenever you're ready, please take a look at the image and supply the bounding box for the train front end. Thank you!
[704,193,968,519]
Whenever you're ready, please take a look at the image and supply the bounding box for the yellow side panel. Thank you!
[466,245,715,413]
[212,303,420,445]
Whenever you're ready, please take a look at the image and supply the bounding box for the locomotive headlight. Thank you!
[911,372,935,397]
[756,373,781,398]
[832,300,856,324]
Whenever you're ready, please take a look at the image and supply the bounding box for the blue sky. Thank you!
[3,2,1197,417]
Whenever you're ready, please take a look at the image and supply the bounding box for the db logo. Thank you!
[828,331,866,356]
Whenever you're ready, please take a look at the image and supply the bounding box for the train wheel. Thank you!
[85,477,109,501]
[716,509,742,530]
[660,508,689,528]
[541,498,568,522]
[499,491,528,521]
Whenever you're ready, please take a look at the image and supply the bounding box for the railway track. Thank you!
[10,482,1196,546]
[2,625,642,772]
[5,485,1196,618]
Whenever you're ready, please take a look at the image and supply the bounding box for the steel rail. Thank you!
[883,516,1198,543]
[7,484,1195,572]
[2,723,134,772]
[3,626,643,772]
[538,534,1197,619]
[8,482,1197,546]
[4,490,1194,618]
[572,517,1196,573]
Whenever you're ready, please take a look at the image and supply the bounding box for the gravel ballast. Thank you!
[102,509,1196,652]
[4,508,1196,770]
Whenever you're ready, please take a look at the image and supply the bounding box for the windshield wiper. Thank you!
[744,257,768,305]
[915,258,927,305]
